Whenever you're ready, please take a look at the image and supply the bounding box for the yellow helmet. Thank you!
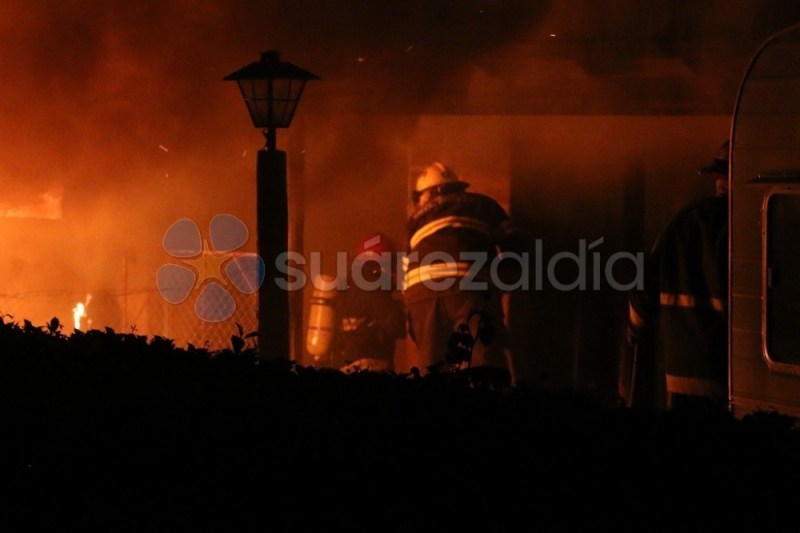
[413,162,469,201]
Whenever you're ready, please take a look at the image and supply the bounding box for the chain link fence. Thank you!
[0,287,258,352]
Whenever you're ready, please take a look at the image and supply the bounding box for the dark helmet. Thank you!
[699,140,730,176]
[353,232,395,280]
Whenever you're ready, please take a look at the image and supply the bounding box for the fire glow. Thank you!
[73,294,92,331]
[0,189,63,220]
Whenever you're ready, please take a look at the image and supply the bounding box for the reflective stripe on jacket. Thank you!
[404,191,523,303]
[628,195,728,390]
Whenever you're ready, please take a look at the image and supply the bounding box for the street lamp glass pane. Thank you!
[272,78,306,127]
[236,78,267,102]
[236,78,307,128]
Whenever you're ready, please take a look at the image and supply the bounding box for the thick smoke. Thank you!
[1,0,799,362]
[0,0,556,330]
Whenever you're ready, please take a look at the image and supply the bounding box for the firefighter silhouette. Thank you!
[306,233,405,372]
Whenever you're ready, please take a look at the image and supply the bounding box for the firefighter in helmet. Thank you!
[627,140,729,411]
[307,233,406,372]
[404,162,527,381]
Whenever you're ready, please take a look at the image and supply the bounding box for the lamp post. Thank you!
[224,50,319,361]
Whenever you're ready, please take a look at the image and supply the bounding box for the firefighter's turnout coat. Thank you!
[404,191,523,304]
[403,190,525,371]
[628,195,728,399]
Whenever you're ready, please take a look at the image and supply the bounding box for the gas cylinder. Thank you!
[306,274,337,362]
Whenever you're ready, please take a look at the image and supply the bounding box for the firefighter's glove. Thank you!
[447,325,474,365]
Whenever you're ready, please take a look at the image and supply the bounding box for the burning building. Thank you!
[2,0,800,405]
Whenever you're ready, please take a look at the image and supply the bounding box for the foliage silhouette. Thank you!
[1,314,800,532]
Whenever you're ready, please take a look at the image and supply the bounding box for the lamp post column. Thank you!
[224,50,318,363]
[257,135,289,361]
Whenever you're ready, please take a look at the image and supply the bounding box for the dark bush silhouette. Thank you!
[1,315,800,532]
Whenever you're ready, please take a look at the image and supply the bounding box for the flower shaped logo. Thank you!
[157,214,265,322]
